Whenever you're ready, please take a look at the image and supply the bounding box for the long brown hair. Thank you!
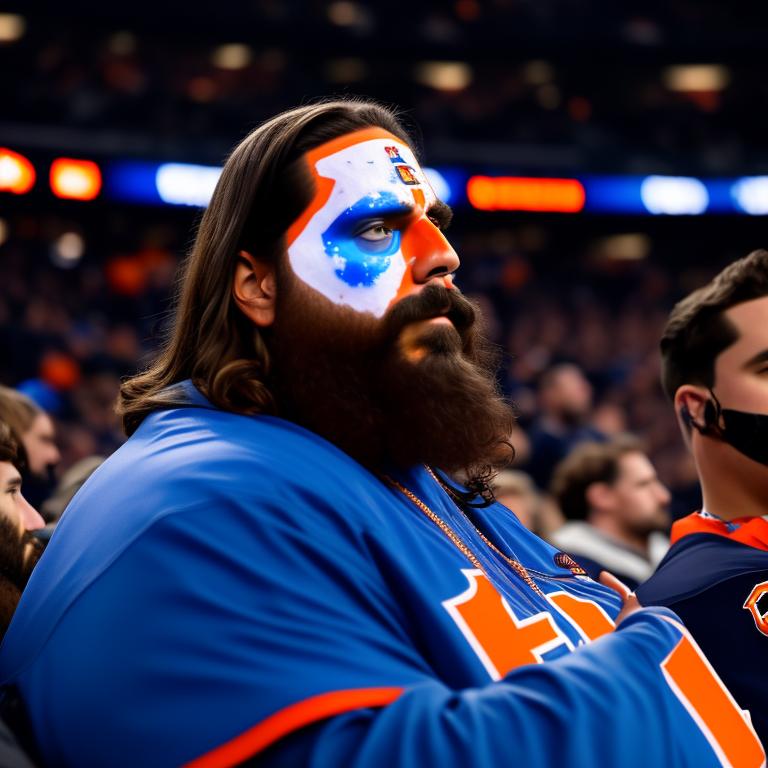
[118,99,410,435]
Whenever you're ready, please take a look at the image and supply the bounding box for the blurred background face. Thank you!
[0,461,45,531]
[606,452,671,535]
[541,365,593,422]
[22,413,60,477]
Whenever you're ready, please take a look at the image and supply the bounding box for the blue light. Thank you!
[155,163,222,207]
[423,167,451,204]
[583,176,646,214]
[732,177,768,215]
[106,162,163,204]
[640,176,709,215]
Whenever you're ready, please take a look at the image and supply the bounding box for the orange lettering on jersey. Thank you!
[547,591,615,642]
[443,569,572,680]
[660,618,765,768]
[743,580,768,637]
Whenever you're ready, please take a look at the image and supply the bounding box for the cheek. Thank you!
[717,372,768,412]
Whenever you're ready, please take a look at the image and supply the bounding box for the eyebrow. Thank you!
[5,476,21,491]
[427,199,454,230]
[745,349,768,368]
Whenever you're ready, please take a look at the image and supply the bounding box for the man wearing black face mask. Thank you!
[638,248,768,745]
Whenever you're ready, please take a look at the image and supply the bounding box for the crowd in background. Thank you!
[3,205,747,528]
[2,1,768,174]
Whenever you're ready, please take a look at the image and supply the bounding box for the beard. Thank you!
[267,267,515,487]
[0,515,45,638]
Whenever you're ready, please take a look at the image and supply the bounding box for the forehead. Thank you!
[0,461,20,485]
[617,451,654,481]
[718,296,768,364]
[723,295,768,351]
[288,128,435,236]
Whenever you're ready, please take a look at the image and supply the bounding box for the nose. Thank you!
[20,494,45,531]
[404,217,460,285]
[656,482,671,507]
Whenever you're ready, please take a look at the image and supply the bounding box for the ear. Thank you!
[674,385,709,432]
[233,250,276,328]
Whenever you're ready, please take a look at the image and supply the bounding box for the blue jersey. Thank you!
[0,383,763,768]
[638,512,768,747]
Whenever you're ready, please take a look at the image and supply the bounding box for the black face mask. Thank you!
[702,390,768,466]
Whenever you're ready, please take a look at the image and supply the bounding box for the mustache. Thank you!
[381,283,477,344]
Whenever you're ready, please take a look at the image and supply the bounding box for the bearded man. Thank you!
[0,101,762,768]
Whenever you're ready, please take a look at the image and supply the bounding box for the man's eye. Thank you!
[357,224,393,242]
[353,224,398,255]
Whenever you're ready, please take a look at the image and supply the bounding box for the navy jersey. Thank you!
[0,383,763,768]
[639,512,768,747]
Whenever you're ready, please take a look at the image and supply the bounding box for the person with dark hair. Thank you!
[0,101,762,767]
[524,363,605,490]
[0,387,61,509]
[0,422,45,638]
[638,248,768,745]
[549,437,671,590]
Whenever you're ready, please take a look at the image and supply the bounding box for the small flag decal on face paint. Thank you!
[384,146,406,164]
[395,165,419,185]
[554,552,588,576]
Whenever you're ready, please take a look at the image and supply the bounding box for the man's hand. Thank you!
[599,571,643,627]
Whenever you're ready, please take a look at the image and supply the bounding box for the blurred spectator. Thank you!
[0,421,43,767]
[549,436,671,590]
[0,387,61,509]
[0,421,45,639]
[490,469,565,538]
[41,455,105,524]
[490,470,540,532]
[523,363,605,489]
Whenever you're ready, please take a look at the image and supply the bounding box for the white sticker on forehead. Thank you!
[287,137,437,317]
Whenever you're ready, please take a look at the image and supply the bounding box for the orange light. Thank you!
[467,175,585,213]
[50,158,102,200]
[0,148,35,194]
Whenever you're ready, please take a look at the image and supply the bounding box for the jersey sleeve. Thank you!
[214,606,762,768]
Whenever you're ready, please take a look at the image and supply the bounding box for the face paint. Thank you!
[286,128,440,318]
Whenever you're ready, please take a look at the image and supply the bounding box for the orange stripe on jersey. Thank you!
[671,513,768,551]
[184,686,404,768]
[660,617,765,768]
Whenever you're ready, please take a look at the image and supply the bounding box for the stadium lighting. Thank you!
[211,44,252,70]
[0,13,25,43]
[732,177,768,215]
[467,176,585,213]
[414,62,473,91]
[50,158,102,200]
[663,65,730,92]
[155,163,222,207]
[0,148,35,194]
[424,168,452,204]
[51,232,85,268]
[640,176,709,215]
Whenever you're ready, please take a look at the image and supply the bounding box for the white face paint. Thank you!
[286,129,438,318]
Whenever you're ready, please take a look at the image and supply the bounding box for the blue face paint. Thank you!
[322,192,408,288]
